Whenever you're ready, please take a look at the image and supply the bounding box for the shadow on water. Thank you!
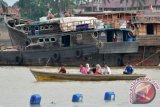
[30,104,82,107]
[30,105,41,107]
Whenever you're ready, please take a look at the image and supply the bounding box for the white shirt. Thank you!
[103,66,111,75]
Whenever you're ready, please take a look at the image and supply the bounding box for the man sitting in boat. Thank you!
[123,63,134,74]
[59,65,66,73]
[95,64,102,75]
[102,64,112,75]
[80,64,87,75]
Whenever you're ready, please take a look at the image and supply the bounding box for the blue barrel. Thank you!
[72,94,83,102]
[104,92,115,101]
[30,94,41,104]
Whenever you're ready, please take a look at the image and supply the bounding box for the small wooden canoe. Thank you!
[30,68,146,81]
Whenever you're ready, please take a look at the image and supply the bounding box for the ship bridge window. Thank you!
[50,37,56,42]
[25,27,30,31]
[106,30,114,42]
[45,38,50,43]
[62,35,70,47]
[115,30,123,42]
[147,24,154,35]
[38,38,44,43]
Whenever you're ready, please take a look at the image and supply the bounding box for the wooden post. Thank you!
[142,46,146,66]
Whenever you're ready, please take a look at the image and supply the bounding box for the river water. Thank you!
[0,66,159,107]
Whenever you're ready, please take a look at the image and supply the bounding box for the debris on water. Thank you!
[51,101,56,104]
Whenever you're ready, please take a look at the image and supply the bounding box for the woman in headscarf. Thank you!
[85,63,91,74]
[95,64,102,75]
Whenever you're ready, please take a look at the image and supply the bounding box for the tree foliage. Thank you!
[120,0,146,8]
[13,0,89,20]
[0,0,8,6]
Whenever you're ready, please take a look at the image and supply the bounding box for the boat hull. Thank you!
[30,69,146,81]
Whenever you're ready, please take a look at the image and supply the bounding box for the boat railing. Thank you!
[60,19,96,32]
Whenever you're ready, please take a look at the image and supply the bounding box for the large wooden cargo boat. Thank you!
[0,14,138,66]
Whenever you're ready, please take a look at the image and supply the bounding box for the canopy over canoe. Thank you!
[30,68,146,81]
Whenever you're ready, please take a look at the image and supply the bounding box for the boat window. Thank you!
[115,30,123,42]
[39,38,44,43]
[26,27,30,31]
[62,35,70,47]
[76,34,82,41]
[31,26,36,35]
[35,26,39,30]
[106,30,114,42]
[41,26,44,30]
[45,38,50,43]
[92,32,98,39]
[50,37,56,42]
[45,25,49,30]
[35,30,39,35]
[23,27,27,31]
[147,24,154,35]
[17,27,21,30]
[50,25,53,29]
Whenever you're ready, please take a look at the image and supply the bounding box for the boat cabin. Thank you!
[26,27,138,53]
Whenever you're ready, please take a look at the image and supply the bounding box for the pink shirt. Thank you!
[80,67,87,75]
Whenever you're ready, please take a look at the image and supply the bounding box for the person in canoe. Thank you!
[102,64,112,75]
[80,64,87,75]
[123,63,134,74]
[95,64,102,75]
[59,64,67,73]
[87,64,96,74]
[85,63,91,74]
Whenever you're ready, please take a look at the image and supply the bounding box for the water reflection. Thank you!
[72,103,81,107]
[30,104,41,107]
[0,67,159,107]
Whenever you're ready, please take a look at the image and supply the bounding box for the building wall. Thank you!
[138,24,146,36]
[157,24,160,35]
[137,23,160,36]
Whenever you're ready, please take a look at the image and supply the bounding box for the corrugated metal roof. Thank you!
[85,0,160,8]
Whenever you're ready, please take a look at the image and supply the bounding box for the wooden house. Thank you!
[132,10,160,46]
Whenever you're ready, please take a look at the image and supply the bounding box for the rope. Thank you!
[135,50,160,66]
[45,57,51,66]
